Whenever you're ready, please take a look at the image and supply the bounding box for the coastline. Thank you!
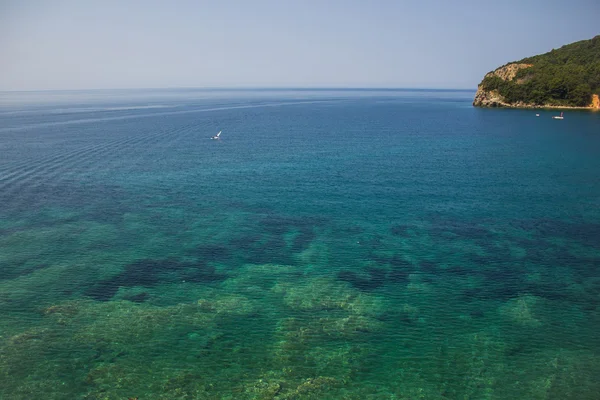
[474,103,600,111]
[473,91,600,111]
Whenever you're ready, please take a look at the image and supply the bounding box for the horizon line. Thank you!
[0,86,476,94]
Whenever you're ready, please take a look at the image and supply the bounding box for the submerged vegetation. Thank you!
[2,207,600,399]
[479,35,600,107]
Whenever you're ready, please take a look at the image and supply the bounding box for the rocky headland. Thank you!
[474,35,600,110]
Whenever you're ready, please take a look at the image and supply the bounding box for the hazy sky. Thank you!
[1,0,598,91]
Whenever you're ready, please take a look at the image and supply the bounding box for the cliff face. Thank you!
[473,64,532,107]
[474,66,600,109]
[473,36,600,109]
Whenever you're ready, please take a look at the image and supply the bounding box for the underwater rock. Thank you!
[337,267,386,291]
[387,265,410,283]
[390,224,411,236]
[515,218,600,247]
[278,315,382,341]
[42,302,81,317]
[84,258,227,301]
[444,265,473,277]
[359,256,412,284]
[231,233,296,266]
[84,363,210,399]
[387,255,413,268]
[224,213,323,267]
[190,244,231,262]
[274,278,349,311]
[69,301,216,347]
[273,312,381,384]
[245,378,282,399]
[499,295,543,327]
[290,229,316,253]
[259,214,325,235]
[274,277,383,316]
[0,261,51,281]
[406,277,432,293]
[122,292,149,303]
[400,304,420,323]
[294,240,329,266]
[7,328,49,346]
[197,294,257,316]
[281,377,338,399]
[243,376,339,400]
[419,261,438,274]
[320,315,383,337]
[428,217,495,241]
[83,280,120,301]
[223,263,300,296]
[512,349,600,398]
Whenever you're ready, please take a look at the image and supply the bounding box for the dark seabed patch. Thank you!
[337,267,387,291]
[84,258,227,301]
[189,244,231,263]
[0,262,51,281]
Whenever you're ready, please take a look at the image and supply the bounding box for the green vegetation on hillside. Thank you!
[481,35,600,107]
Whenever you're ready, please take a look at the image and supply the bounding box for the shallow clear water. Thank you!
[1,89,599,399]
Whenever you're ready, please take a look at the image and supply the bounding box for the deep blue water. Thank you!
[1,89,599,399]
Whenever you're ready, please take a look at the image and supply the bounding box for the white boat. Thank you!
[536,114,540,117]
[211,130,222,140]
[552,112,564,120]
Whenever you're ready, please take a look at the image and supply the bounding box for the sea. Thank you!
[1,88,599,399]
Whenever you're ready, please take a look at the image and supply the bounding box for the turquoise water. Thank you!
[1,89,599,399]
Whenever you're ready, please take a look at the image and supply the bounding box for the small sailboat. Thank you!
[552,112,564,120]
[211,130,222,140]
